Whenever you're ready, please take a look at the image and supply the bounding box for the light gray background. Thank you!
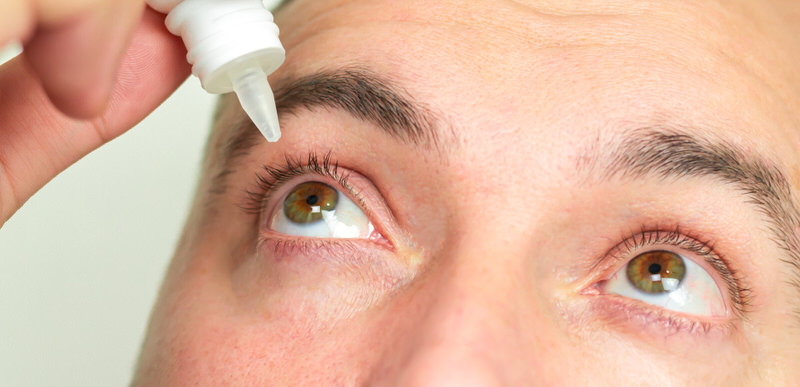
[0,43,217,386]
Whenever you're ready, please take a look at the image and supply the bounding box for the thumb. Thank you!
[0,8,191,225]
[24,0,147,118]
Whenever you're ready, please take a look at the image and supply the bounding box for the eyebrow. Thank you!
[588,128,800,312]
[210,70,800,314]
[216,67,445,175]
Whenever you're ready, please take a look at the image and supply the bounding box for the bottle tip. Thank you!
[231,67,282,143]
[258,119,282,142]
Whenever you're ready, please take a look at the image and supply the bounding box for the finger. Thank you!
[0,8,190,224]
[34,0,125,24]
[24,0,146,118]
[0,0,133,56]
[0,0,35,45]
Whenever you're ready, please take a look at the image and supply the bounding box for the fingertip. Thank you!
[23,1,145,119]
[0,0,35,46]
[39,70,114,119]
[102,8,192,129]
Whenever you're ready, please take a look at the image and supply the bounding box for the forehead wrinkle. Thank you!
[277,0,651,53]
[278,0,800,104]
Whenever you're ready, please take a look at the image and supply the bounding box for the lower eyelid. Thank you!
[257,232,393,256]
[254,234,417,289]
[233,235,417,321]
[259,234,370,260]
[583,292,737,339]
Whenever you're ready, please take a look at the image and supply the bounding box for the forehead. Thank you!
[269,0,800,154]
[275,0,799,98]
[210,0,800,209]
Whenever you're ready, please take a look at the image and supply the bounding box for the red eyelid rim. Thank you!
[589,292,735,338]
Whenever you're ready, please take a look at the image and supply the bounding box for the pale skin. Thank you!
[3,0,800,385]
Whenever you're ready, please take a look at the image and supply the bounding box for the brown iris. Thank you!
[283,182,339,224]
[625,251,686,294]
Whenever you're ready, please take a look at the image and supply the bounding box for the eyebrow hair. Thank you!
[276,68,444,144]
[208,72,800,315]
[215,67,444,177]
[589,128,800,315]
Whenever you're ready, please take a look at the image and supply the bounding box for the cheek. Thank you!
[139,272,384,384]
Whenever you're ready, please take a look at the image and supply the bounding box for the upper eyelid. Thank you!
[240,152,355,216]
[262,152,351,194]
[609,229,714,264]
[598,228,717,272]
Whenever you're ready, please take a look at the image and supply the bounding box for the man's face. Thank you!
[135,0,800,384]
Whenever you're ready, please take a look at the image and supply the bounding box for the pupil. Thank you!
[306,195,319,205]
[648,263,662,275]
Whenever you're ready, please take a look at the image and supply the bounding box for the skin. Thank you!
[3,0,800,385]
[0,1,189,224]
[0,0,164,118]
[128,0,800,384]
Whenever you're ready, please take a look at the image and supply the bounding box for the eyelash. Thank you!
[242,156,752,331]
[600,226,752,318]
[241,151,359,218]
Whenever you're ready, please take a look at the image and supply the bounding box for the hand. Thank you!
[0,1,191,226]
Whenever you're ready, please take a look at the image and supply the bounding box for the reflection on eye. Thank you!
[626,251,685,293]
[605,250,726,316]
[283,182,339,223]
[269,181,375,238]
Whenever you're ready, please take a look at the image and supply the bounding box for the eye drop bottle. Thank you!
[146,0,286,142]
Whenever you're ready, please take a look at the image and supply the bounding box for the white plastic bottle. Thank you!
[146,0,286,142]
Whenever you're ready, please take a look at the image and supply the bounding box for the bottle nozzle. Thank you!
[231,67,281,142]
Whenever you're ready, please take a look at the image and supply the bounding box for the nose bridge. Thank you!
[370,229,537,385]
[422,236,525,345]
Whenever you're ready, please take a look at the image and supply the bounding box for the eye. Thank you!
[604,250,726,317]
[268,181,375,238]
